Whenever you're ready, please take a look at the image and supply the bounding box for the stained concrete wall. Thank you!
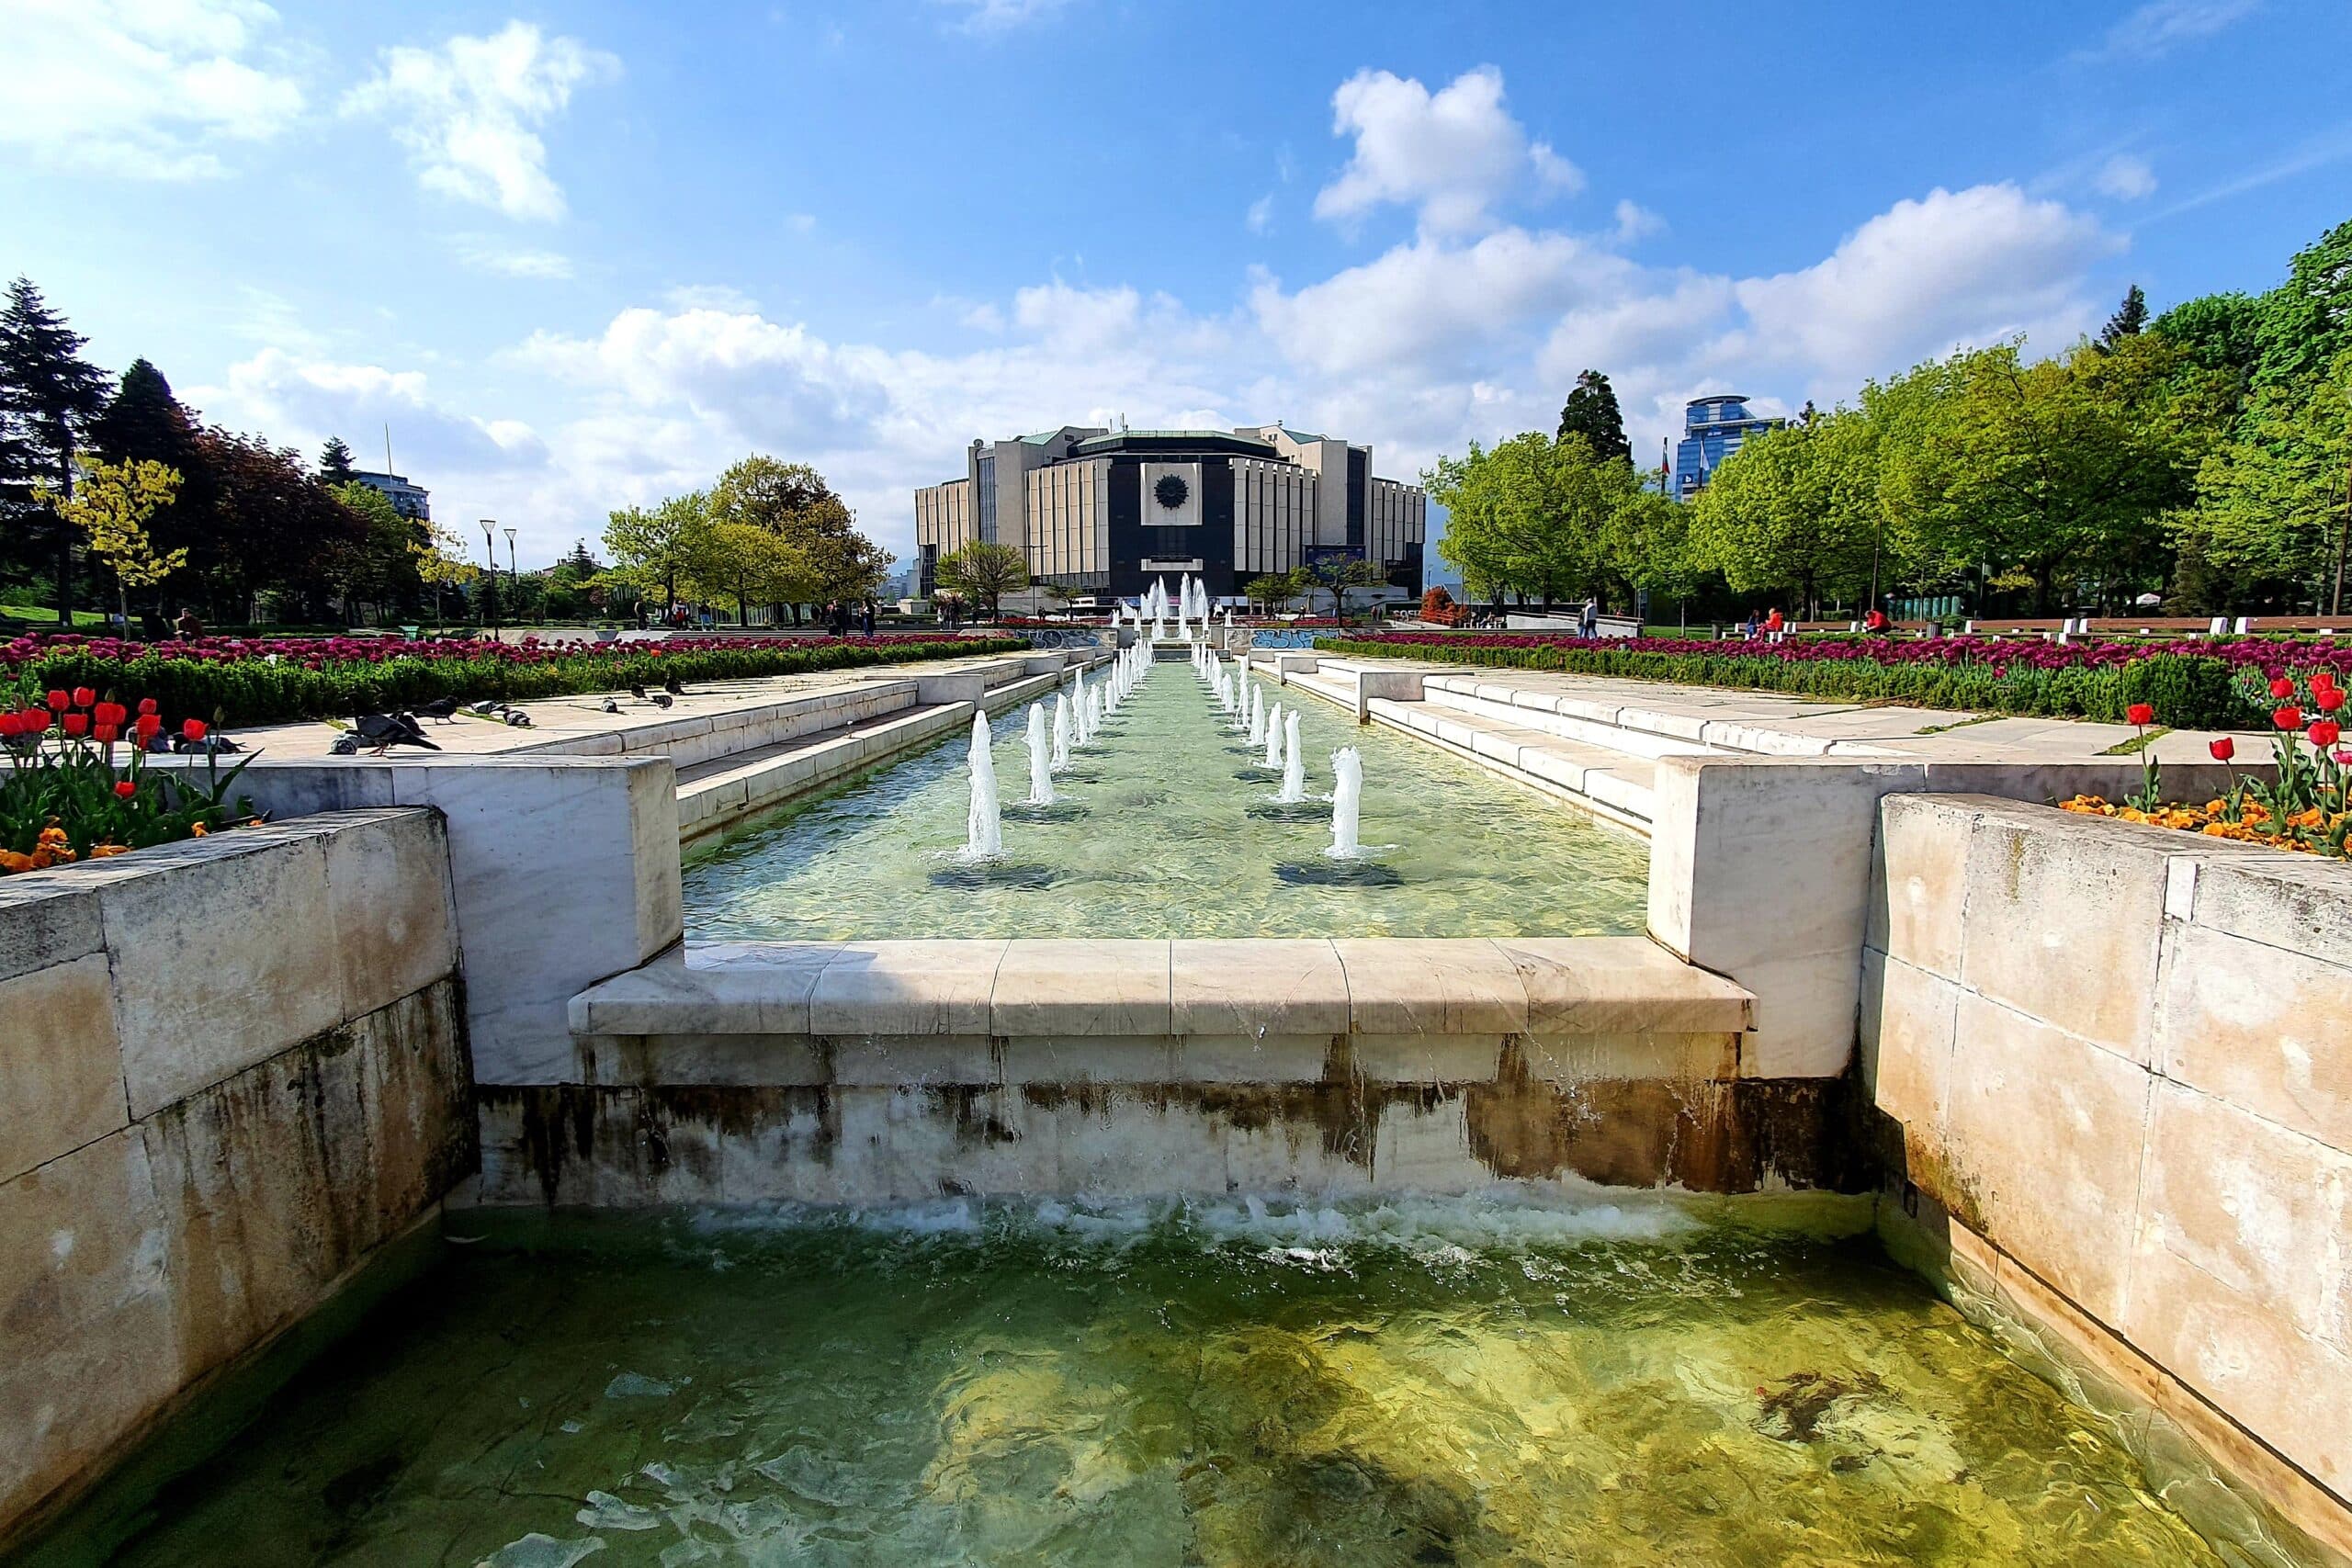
[469,936,1872,1205]
[0,810,475,1546]
[1863,794,2352,1560]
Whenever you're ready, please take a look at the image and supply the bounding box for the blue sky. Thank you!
[6,0,2349,570]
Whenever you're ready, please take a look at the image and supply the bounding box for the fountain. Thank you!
[1277,710,1306,803]
[1329,746,1363,857]
[1087,682,1103,739]
[964,711,1001,858]
[1071,671,1091,745]
[1051,694,1072,772]
[1246,685,1266,748]
[1024,703,1054,806]
[1263,702,1284,770]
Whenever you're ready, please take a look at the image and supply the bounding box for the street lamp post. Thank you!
[503,526,518,624]
[480,520,498,631]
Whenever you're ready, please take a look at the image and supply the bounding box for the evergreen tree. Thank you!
[558,538,603,577]
[318,434,357,483]
[1555,369,1631,463]
[0,277,108,622]
[2098,284,2149,349]
[90,359,204,622]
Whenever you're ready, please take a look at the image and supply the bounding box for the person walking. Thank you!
[1577,596,1598,639]
[860,600,876,637]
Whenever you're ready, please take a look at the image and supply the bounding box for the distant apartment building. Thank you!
[1673,396,1783,498]
[911,424,1426,604]
[349,469,431,522]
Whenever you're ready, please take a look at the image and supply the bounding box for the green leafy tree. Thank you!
[2253,217,2352,394]
[1556,368,1630,462]
[1244,572,1300,612]
[0,277,109,624]
[35,456,187,629]
[934,539,1027,618]
[1689,414,1886,617]
[2174,346,2352,612]
[1300,554,1390,618]
[326,480,425,625]
[90,359,205,621]
[604,491,714,614]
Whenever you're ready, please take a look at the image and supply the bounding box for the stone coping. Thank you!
[568,935,1755,1045]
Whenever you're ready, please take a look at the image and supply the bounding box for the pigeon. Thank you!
[353,712,439,753]
[628,682,647,701]
[503,710,533,728]
[468,700,502,716]
[329,732,361,755]
[650,692,673,710]
[415,695,458,721]
[171,733,243,755]
[662,674,684,697]
[602,698,621,715]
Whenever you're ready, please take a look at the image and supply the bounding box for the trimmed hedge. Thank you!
[6,636,1028,729]
[1313,636,2265,729]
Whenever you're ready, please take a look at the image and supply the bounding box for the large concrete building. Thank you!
[913,424,1426,605]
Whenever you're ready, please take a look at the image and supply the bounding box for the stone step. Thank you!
[1366,697,1655,825]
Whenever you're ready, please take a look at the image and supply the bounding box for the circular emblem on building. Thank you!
[1154,473,1190,510]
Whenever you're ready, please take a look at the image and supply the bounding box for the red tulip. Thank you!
[137,697,158,716]
[94,723,118,743]
[2316,686,2345,712]
[135,713,161,739]
[2270,676,2297,699]
[2310,720,2343,750]
[2209,736,2234,761]
[25,711,51,733]
[2125,703,2154,726]
[62,713,88,736]
[2275,705,2304,730]
[94,701,127,727]
[114,780,136,798]
[180,718,208,741]
[45,690,67,710]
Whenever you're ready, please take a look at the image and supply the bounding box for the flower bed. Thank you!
[0,633,1026,730]
[1314,631,2352,729]
[2059,673,2350,861]
[2,687,254,873]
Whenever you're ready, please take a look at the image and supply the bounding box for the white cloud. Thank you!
[1725,184,2120,380]
[1246,193,1275,234]
[2096,0,2260,59]
[201,347,548,475]
[933,0,1075,34]
[2095,153,2158,199]
[343,21,616,221]
[1,0,303,178]
[1314,66,1579,236]
[1611,199,1667,243]
[449,238,574,279]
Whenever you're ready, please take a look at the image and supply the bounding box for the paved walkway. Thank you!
[1267,654,2277,831]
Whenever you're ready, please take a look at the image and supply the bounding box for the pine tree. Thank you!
[319,435,357,483]
[1556,368,1631,463]
[559,538,603,577]
[90,359,203,624]
[2098,284,2149,350]
[0,277,109,623]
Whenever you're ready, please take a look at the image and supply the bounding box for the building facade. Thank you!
[1672,396,1783,499]
[349,469,432,522]
[912,424,1425,604]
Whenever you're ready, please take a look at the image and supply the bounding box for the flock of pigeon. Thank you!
[329,675,689,755]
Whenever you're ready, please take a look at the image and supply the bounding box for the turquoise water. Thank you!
[684,660,1650,940]
[31,1196,2296,1567]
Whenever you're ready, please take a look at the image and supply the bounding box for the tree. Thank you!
[1244,572,1301,613]
[35,456,187,629]
[933,540,1027,618]
[604,491,713,614]
[411,517,481,621]
[1556,368,1630,462]
[1689,415,1885,617]
[2253,217,2352,394]
[89,359,205,621]
[0,277,109,623]
[190,425,366,622]
[708,455,848,624]
[2174,346,2352,613]
[318,436,357,484]
[1300,553,1389,618]
[2153,292,2263,385]
[557,539,603,578]
[326,480,424,625]
[2098,284,2149,349]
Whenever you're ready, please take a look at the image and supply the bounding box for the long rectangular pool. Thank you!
[684,659,1649,941]
[28,1196,2292,1567]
